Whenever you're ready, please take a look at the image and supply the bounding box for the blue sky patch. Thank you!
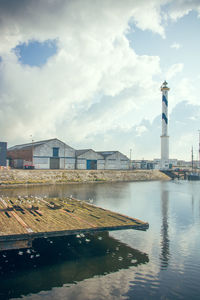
[126,11,200,78]
[14,39,58,67]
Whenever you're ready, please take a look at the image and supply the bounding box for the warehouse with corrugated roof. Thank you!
[97,151,129,170]
[75,149,105,170]
[7,138,75,169]
[7,138,130,170]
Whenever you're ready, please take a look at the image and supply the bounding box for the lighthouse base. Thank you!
[160,136,169,169]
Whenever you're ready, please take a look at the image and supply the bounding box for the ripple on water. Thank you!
[0,180,200,300]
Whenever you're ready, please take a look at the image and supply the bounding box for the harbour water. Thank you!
[0,180,200,299]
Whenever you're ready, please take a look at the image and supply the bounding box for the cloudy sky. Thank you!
[0,0,200,160]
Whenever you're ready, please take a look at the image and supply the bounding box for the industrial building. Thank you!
[97,151,129,170]
[7,139,76,169]
[75,149,105,170]
[0,142,7,167]
[7,139,130,170]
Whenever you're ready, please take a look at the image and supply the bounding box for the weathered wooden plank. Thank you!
[0,196,149,250]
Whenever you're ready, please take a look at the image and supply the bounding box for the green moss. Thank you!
[95,178,106,181]
[26,179,48,184]
[2,180,25,185]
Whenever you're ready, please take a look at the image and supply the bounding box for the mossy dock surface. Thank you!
[0,196,148,250]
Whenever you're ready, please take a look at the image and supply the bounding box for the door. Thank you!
[50,158,60,169]
[87,160,97,170]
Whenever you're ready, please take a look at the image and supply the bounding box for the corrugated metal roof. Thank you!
[8,138,73,151]
[97,151,117,158]
[8,142,44,151]
[75,149,93,156]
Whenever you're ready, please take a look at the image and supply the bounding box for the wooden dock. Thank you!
[0,196,149,251]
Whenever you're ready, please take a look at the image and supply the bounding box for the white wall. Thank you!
[76,150,105,170]
[104,152,129,170]
[33,139,75,169]
[60,158,76,169]
[33,157,49,169]
[77,150,104,160]
[97,160,105,170]
[76,158,86,170]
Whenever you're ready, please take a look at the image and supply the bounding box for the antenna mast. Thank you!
[198,130,200,169]
[191,146,194,171]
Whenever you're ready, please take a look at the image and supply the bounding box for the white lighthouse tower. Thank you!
[160,81,170,169]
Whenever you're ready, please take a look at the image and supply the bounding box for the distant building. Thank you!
[132,160,156,170]
[154,158,178,169]
[7,138,75,169]
[130,160,141,169]
[131,158,178,170]
[177,160,197,168]
[7,139,129,170]
[75,149,105,170]
[0,142,7,167]
[97,151,129,170]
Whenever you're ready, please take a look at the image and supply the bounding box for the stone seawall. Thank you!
[0,169,170,187]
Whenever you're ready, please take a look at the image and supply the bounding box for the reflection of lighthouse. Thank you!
[160,81,170,169]
[160,188,170,269]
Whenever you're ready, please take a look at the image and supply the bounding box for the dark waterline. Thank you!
[0,180,200,300]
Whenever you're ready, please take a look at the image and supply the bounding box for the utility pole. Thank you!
[129,148,132,170]
[30,135,34,165]
[64,145,66,170]
[191,146,194,171]
[198,130,200,169]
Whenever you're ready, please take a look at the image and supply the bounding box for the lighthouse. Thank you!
[160,81,170,169]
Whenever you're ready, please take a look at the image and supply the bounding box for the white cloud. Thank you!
[166,63,184,80]
[167,0,200,20]
[171,77,199,107]
[0,0,200,160]
[0,0,164,147]
[170,42,182,49]
[129,0,166,38]
[135,125,148,136]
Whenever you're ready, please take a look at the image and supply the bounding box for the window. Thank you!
[53,147,59,157]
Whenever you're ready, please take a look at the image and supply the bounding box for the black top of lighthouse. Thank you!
[161,80,170,91]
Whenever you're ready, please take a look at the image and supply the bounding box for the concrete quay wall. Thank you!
[0,169,170,186]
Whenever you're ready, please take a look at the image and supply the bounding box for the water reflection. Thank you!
[0,232,149,300]
[191,195,194,215]
[1,181,200,300]
[160,187,170,269]
[0,183,129,201]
